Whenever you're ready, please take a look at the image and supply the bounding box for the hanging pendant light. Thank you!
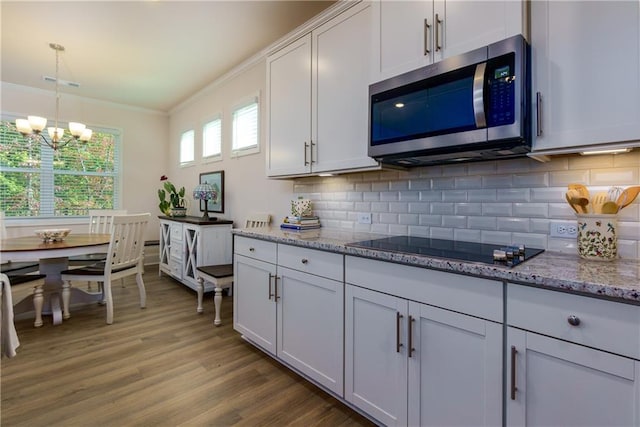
[13,43,92,150]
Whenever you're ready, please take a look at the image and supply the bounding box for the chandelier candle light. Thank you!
[14,43,93,150]
[193,183,217,220]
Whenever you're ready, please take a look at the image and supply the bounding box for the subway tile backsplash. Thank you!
[293,151,640,259]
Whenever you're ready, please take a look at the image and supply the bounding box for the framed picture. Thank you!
[199,170,224,214]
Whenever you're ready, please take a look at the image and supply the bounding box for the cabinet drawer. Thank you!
[346,256,502,322]
[234,236,277,264]
[278,244,343,281]
[170,243,182,260]
[507,284,640,359]
[169,257,182,278]
[170,224,183,242]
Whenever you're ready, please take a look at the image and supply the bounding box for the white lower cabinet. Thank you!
[345,256,503,426]
[233,237,344,396]
[506,284,640,426]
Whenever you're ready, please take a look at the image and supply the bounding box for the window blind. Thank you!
[203,116,222,158]
[0,120,120,218]
[180,129,195,164]
[232,97,259,154]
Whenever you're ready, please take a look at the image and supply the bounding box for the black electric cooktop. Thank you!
[346,236,544,267]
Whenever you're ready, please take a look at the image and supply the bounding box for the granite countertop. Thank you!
[232,227,640,305]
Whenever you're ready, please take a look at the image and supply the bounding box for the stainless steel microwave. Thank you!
[369,34,530,167]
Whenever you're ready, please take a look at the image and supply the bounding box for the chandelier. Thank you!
[14,43,92,151]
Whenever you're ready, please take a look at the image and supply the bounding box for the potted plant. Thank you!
[158,175,186,217]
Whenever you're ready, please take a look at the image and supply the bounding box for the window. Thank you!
[202,116,222,160]
[0,119,120,218]
[232,94,259,156]
[180,129,195,165]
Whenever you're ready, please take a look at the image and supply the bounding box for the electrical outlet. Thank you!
[358,212,372,224]
[550,222,578,238]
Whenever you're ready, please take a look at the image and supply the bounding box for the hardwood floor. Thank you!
[1,272,376,427]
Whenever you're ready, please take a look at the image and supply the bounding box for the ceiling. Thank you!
[1,1,336,112]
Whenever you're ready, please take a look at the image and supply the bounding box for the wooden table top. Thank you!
[1,234,111,252]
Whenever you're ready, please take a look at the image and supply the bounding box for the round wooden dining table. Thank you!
[1,233,111,327]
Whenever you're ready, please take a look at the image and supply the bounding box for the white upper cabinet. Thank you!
[266,35,312,176]
[531,0,640,153]
[371,0,525,83]
[266,2,379,177]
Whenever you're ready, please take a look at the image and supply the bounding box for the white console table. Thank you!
[158,216,233,312]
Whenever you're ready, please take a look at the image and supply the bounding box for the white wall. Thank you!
[168,59,293,227]
[1,82,168,241]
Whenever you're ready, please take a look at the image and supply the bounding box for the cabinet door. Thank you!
[313,2,379,173]
[158,221,171,271]
[345,285,408,426]
[507,328,640,427]
[408,302,502,427]
[435,0,524,61]
[266,34,312,176]
[277,266,344,396]
[532,0,640,151]
[371,0,434,82]
[233,255,277,355]
[182,225,199,287]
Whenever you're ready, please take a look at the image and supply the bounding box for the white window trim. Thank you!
[202,113,223,163]
[231,92,260,158]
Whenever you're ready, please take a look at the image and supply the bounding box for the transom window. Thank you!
[232,94,259,156]
[203,115,222,160]
[180,129,195,165]
[0,118,121,218]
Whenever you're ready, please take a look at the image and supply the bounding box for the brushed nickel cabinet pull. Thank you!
[310,140,316,164]
[536,92,543,136]
[268,273,274,300]
[435,13,442,52]
[304,142,309,166]
[301,259,308,264]
[274,276,281,301]
[408,315,415,357]
[396,312,404,353]
[424,18,431,55]
[510,345,518,400]
[249,247,255,252]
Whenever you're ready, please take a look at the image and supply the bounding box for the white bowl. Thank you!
[34,228,71,242]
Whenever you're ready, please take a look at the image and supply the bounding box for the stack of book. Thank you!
[280,215,321,230]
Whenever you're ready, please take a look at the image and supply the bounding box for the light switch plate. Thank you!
[358,213,372,224]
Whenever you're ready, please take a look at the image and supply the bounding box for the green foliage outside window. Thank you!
[0,121,120,218]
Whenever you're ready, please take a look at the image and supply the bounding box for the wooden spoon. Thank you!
[591,192,608,214]
[567,189,590,213]
[601,201,619,214]
[565,193,579,214]
[568,183,590,200]
[617,186,640,210]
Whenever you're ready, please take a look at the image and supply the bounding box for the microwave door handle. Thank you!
[473,62,487,128]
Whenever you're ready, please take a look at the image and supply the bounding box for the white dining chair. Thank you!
[60,213,150,325]
[196,213,271,325]
[69,209,128,289]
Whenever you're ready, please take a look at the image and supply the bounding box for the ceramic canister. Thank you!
[576,214,618,261]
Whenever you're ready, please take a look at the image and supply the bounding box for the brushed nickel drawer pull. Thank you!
[567,315,581,326]
[249,247,255,252]
[301,258,308,264]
